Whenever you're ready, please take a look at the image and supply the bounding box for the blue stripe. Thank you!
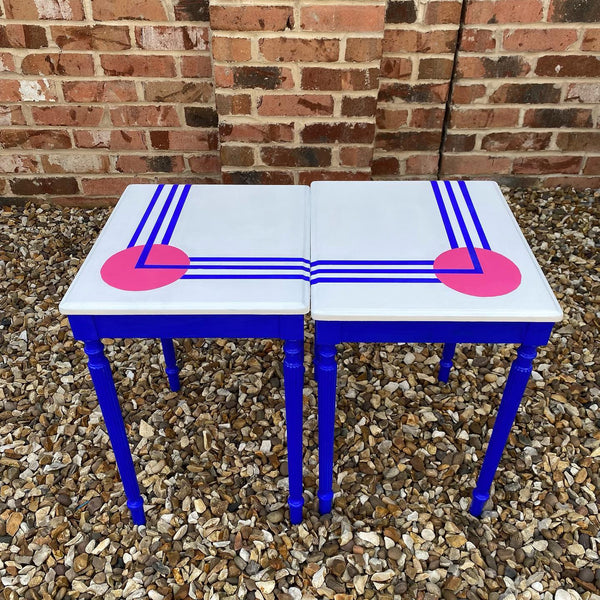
[141,264,310,272]
[458,180,490,250]
[311,277,441,285]
[189,256,310,264]
[136,185,179,268]
[181,274,309,281]
[128,184,164,248]
[162,184,191,245]
[444,181,483,273]
[312,267,477,275]
[431,181,458,249]
[311,259,434,267]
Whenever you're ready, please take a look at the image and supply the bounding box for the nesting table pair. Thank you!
[60,181,562,525]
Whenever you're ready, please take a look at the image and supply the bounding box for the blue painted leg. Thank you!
[317,344,337,515]
[470,344,537,517]
[439,342,456,383]
[161,338,180,392]
[84,340,146,525]
[283,339,305,524]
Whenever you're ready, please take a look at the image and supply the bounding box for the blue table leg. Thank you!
[470,344,537,516]
[439,342,456,383]
[316,343,337,515]
[283,339,305,524]
[160,338,180,392]
[84,340,146,525]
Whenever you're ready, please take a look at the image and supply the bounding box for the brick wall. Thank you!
[0,0,598,203]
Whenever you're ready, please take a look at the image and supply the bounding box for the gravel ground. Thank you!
[0,187,598,600]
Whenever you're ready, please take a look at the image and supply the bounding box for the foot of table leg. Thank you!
[316,343,337,515]
[470,344,537,517]
[439,343,456,383]
[84,339,146,526]
[161,338,180,392]
[283,339,305,524]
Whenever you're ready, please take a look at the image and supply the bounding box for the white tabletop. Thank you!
[60,184,310,315]
[310,180,562,322]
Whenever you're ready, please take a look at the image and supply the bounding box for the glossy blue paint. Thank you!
[70,313,305,524]
[315,319,554,518]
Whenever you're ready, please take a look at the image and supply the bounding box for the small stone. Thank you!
[256,581,275,595]
[372,570,395,583]
[267,510,284,524]
[73,553,89,573]
[6,513,23,536]
[447,534,467,548]
[357,531,380,546]
[33,546,52,566]
[139,420,154,438]
[422,529,435,542]
[312,566,326,588]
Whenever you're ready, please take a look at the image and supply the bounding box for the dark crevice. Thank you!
[437,0,469,179]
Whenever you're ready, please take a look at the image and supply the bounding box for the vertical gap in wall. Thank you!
[437,0,468,179]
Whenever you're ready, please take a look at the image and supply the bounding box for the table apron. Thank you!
[316,320,554,346]
[69,314,305,341]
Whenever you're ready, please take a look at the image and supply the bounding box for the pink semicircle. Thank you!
[433,247,521,297]
[101,244,190,291]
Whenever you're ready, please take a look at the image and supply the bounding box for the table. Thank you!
[60,184,310,525]
[310,180,562,517]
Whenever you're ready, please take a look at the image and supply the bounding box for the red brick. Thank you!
[181,55,213,78]
[345,38,382,62]
[583,157,600,175]
[21,53,94,77]
[378,82,449,103]
[536,55,600,77]
[10,177,79,196]
[457,55,531,78]
[341,96,378,117]
[384,29,457,53]
[523,108,593,128]
[480,132,552,151]
[406,154,439,175]
[260,37,340,62]
[425,1,462,24]
[513,156,582,174]
[581,29,600,51]
[301,5,386,32]
[0,24,48,48]
[450,107,519,128]
[257,95,334,116]
[386,1,417,24]
[0,53,15,72]
[556,132,600,151]
[110,106,180,127]
[490,83,561,104]
[4,0,84,20]
[445,134,476,152]
[174,0,209,22]
[31,106,103,126]
[302,67,379,91]
[301,122,375,144]
[503,29,578,51]
[150,130,218,151]
[298,170,370,185]
[213,37,252,62]
[410,107,445,128]
[219,123,294,143]
[81,177,149,196]
[418,58,454,80]
[376,131,441,151]
[460,28,496,52]
[0,80,21,102]
[92,0,167,20]
[465,0,543,24]
[451,84,487,104]
[371,156,400,176]
[0,106,26,126]
[215,66,294,89]
[144,81,213,103]
[262,146,332,168]
[41,154,107,174]
[565,83,600,104]
[376,107,409,130]
[380,57,411,79]
[221,146,254,167]
[101,55,176,78]
[210,6,293,31]
[189,154,221,174]
[63,81,138,102]
[0,155,39,174]
[75,130,147,150]
[223,171,293,185]
[339,146,373,168]
[215,94,252,115]
[116,155,185,174]
[52,26,130,50]
[135,26,208,51]
[184,107,218,128]
[543,176,600,189]
[549,0,600,23]
[441,155,512,175]
[0,129,71,149]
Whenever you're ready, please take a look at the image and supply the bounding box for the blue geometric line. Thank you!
[189,256,311,264]
[459,181,490,251]
[128,184,164,248]
[181,274,309,281]
[311,267,482,275]
[162,184,191,245]
[431,181,458,249]
[311,277,441,285]
[141,264,310,272]
[311,259,434,267]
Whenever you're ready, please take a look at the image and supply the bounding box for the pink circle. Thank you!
[433,247,521,297]
[101,245,190,291]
